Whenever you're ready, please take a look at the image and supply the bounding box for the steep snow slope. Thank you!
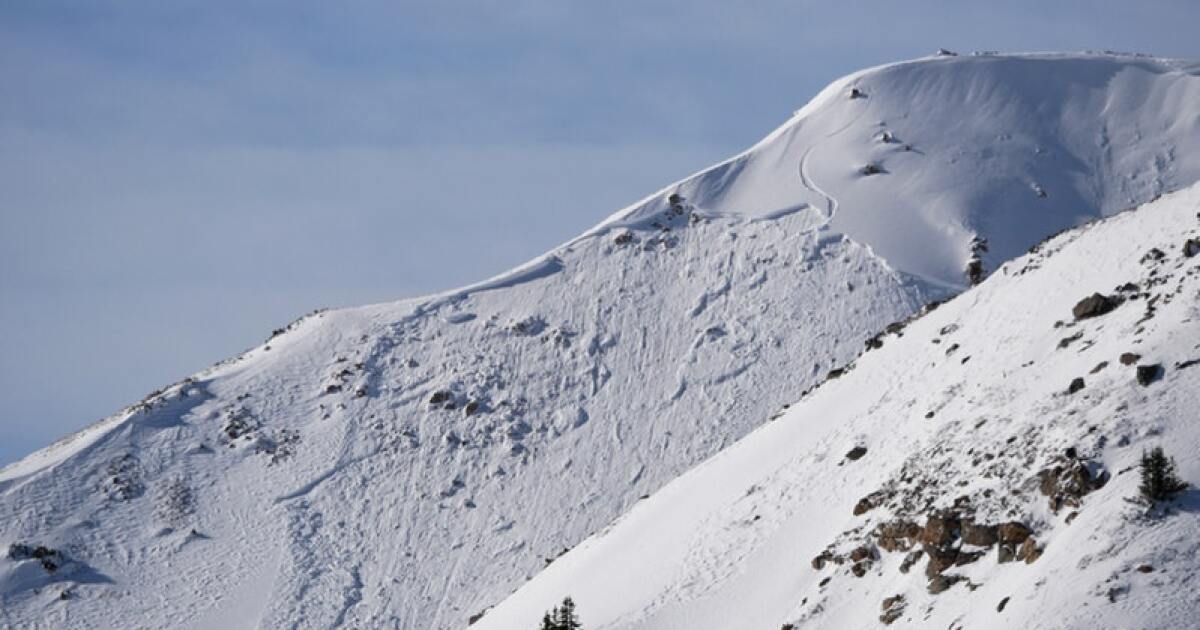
[475,184,1200,630]
[1,53,1198,629]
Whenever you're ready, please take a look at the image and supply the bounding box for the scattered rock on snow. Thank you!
[1120,352,1142,365]
[960,520,998,546]
[1136,364,1162,386]
[845,446,868,461]
[927,573,964,594]
[997,521,1032,544]
[877,520,921,552]
[880,594,906,625]
[1067,377,1086,394]
[854,492,885,516]
[1038,459,1108,512]
[919,513,959,547]
[1140,247,1166,264]
[1072,293,1120,319]
[851,559,872,577]
[899,549,924,574]
[849,546,876,563]
[1184,238,1200,257]
[7,543,62,573]
[924,545,959,578]
[1016,538,1043,563]
[1058,331,1084,349]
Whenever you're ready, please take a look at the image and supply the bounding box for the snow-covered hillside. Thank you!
[476,180,1200,630]
[1,52,1198,629]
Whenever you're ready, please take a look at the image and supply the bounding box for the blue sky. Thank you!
[2,1,1198,465]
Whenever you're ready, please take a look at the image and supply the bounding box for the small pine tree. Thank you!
[536,597,581,630]
[1139,446,1187,502]
[558,597,581,630]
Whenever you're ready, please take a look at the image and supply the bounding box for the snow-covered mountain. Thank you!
[475,182,1200,630]
[1,52,1198,629]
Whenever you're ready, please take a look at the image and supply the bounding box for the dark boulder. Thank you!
[923,546,959,578]
[849,546,876,563]
[851,560,871,577]
[1136,364,1162,386]
[845,445,868,461]
[1016,538,1043,563]
[1120,352,1142,365]
[853,491,886,516]
[919,513,959,548]
[927,574,963,595]
[997,522,1032,544]
[880,595,906,625]
[960,520,998,547]
[1038,461,1106,512]
[877,520,921,552]
[1058,331,1083,349]
[1184,238,1200,258]
[1067,377,1086,395]
[1072,293,1119,319]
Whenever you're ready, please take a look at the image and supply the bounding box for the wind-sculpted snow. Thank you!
[1,52,1199,629]
[477,184,1200,629]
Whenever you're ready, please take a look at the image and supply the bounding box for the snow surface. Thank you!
[476,182,1200,630]
[1,52,1198,629]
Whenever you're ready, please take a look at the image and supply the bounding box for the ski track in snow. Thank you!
[797,99,862,223]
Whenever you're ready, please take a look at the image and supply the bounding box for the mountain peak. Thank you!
[2,53,1198,629]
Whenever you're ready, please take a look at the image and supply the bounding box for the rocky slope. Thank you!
[1,52,1199,629]
[475,183,1200,629]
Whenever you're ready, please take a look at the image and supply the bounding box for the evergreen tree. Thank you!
[558,596,581,630]
[1139,446,1187,502]
[535,596,582,630]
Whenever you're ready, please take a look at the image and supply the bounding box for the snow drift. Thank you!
[1,52,1199,629]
